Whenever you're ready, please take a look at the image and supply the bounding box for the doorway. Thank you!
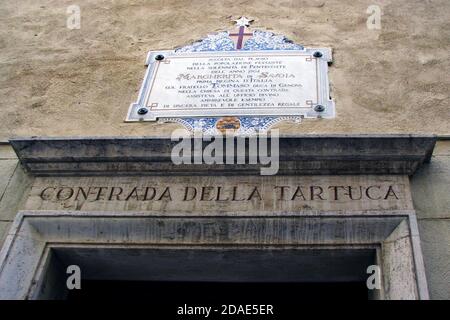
[67,280,369,301]
[40,247,376,300]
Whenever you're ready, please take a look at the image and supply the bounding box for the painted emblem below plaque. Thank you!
[126,17,334,134]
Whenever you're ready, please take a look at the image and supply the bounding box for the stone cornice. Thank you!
[9,134,436,176]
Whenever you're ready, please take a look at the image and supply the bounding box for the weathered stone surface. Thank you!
[10,135,436,176]
[0,145,17,160]
[382,220,419,299]
[0,160,17,199]
[418,220,450,300]
[26,175,412,213]
[409,141,450,299]
[0,221,11,247]
[0,211,427,299]
[433,140,450,156]
[0,164,33,221]
[410,152,450,219]
[0,153,33,247]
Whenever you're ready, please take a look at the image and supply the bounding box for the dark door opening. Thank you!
[67,280,368,301]
[37,247,376,300]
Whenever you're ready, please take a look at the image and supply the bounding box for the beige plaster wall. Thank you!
[0,0,449,140]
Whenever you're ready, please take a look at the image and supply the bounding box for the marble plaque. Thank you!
[126,18,334,133]
[127,50,333,121]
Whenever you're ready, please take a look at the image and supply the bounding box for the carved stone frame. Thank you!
[0,210,429,299]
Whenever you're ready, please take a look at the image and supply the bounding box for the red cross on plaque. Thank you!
[229,16,253,50]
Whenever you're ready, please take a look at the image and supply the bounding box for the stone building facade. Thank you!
[0,1,449,300]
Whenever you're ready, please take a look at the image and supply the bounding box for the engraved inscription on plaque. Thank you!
[127,49,334,121]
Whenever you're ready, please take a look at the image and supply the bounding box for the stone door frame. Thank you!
[0,210,429,299]
[0,135,436,300]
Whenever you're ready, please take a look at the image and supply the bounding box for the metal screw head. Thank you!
[314,104,325,112]
[313,51,323,58]
[137,107,148,115]
[155,54,165,61]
